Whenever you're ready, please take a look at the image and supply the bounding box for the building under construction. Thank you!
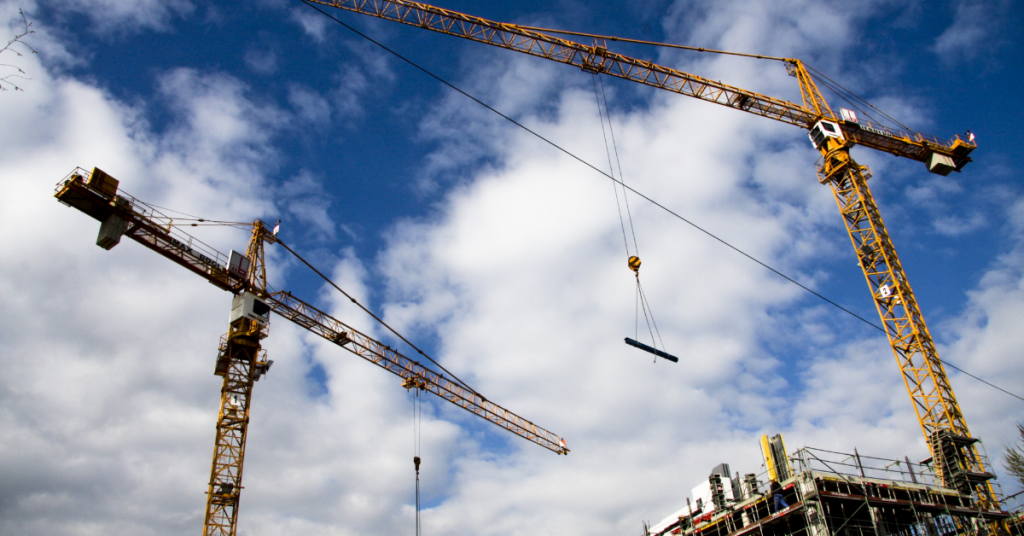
[648,435,1023,536]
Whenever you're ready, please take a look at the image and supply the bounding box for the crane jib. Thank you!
[168,236,220,270]
[55,167,570,458]
[309,0,974,167]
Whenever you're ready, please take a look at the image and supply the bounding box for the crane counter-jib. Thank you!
[53,166,569,456]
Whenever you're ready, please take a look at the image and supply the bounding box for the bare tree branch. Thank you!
[1004,423,1024,488]
[1,8,36,92]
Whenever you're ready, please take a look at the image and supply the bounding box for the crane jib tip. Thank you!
[624,337,679,363]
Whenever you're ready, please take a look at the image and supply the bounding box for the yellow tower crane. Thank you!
[303,0,996,512]
[54,167,568,536]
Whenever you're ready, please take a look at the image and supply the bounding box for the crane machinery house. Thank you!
[231,291,270,326]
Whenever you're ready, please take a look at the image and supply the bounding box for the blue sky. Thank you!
[2,0,1023,534]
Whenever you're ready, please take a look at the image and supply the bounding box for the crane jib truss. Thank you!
[305,0,975,168]
[306,0,1003,516]
[53,168,568,456]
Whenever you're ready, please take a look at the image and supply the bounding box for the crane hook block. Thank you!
[625,337,679,363]
[628,256,641,273]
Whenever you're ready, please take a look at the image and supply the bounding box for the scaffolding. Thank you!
[648,446,1020,536]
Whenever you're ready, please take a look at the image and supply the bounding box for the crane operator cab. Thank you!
[807,119,845,150]
[230,291,271,326]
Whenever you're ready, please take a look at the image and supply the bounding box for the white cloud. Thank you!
[290,6,330,42]
[3,0,1022,534]
[0,11,428,534]
[244,46,279,75]
[54,0,194,32]
[278,168,336,241]
[940,199,1024,495]
[933,212,987,236]
[288,83,332,125]
[932,0,1010,63]
[330,41,395,123]
[373,0,1024,531]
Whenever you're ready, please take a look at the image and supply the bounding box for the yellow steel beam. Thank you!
[305,0,974,166]
[266,290,569,455]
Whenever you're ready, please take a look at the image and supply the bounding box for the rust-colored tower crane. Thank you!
[304,0,997,511]
[54,167,568,536]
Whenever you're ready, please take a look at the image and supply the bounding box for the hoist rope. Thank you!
[592,74,632,257]
[599,75,640,258]
[804,65,914,133]
[412,389,422,536]
[515,24,791,63]
[299,0,1024,404]
[276,238,481,396]
[512,24,917,139]
[635,277,665,358]
[592,75,667,358]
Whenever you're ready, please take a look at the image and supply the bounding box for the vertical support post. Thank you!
[905,457,918,485]
[202,317,267,536]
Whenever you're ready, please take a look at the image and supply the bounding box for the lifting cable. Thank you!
[412,387,422,536]
[276,239,481,397]
[591,74,668,361]
[515,23,914,136]
[299,0,1024,403]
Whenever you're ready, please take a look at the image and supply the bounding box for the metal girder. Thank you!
[306,0,975,164]
[267,290,569,455]
[306,0,814,127]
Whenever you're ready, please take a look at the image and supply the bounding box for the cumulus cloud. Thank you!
[940,199,1024,495]
[932,0,1010,63]
[59,0,194,32]
[244,45,279,75]
[278,168,336,241]
[3,0,1022,534]
[290,6,330,42]
[0,11,426,535]
[288,83,332,125]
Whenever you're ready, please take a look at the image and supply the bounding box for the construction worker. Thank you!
[770,479,789,512]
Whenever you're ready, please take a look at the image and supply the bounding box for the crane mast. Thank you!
[54,168,569,536]
[307,0,998,511]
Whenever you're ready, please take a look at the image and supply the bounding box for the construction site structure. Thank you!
[54,167,569,536]
[304,0,998,515]
[647,436,1022,536]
